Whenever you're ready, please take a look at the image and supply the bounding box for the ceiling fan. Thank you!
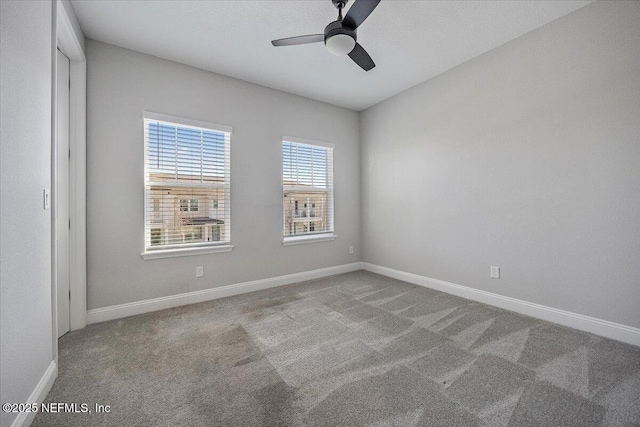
[271,0,381,71]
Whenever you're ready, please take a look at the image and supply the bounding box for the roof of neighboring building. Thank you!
[184,217,224,225]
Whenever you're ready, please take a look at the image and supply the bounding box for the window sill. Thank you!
[141,244,234,260]
[282,234,337,246]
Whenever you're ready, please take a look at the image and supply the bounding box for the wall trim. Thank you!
[56,1,84,62]
[87,262,362,324]
[67,59,87,332]
[87,261,640,345]
[56,0,87,333]
[362,262,640,347]
[10,361,57,427]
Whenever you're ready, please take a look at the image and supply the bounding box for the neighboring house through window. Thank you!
[143,112,231,254]
[282,138,334,242]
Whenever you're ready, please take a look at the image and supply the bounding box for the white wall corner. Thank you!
[362,262,640,347]
[10,361,57,427]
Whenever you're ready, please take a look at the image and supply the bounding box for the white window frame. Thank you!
[282,136,337,246]
[141,111,233,260]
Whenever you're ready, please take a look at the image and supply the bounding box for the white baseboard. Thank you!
[86,261,640,346]
[10,361,57,427]
[362,262,640,347]
[87,262,362,324]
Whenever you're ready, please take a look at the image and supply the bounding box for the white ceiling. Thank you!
[71,0,593,111]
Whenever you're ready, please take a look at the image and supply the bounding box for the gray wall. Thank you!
[0,1,55,426]
[361,1,640,328]
[86,40,360,310]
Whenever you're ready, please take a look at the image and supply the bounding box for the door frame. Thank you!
[53,0,86,357]
[56,47,71,338]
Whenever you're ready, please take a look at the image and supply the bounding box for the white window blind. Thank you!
[283,139,334,239]
[144,113,231,252]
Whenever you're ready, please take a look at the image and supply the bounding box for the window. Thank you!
[210,225,221,242]
[179,199,199,212]
[143,112,231,256]
[150,228,162,246]
[183,226,203,242]
[282,138,334,243]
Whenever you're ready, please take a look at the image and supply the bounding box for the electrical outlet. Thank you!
[349,246,354,254]
[490,266,500,279]
[196,266,204,278]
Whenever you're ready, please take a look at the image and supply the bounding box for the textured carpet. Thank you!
[34,271,640,426]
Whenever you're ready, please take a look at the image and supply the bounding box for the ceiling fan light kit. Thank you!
[271,0,381,71]
[325,32,356,56]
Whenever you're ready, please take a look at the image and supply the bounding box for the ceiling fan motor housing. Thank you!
[331,0,349,10]
[324,20,357,56]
